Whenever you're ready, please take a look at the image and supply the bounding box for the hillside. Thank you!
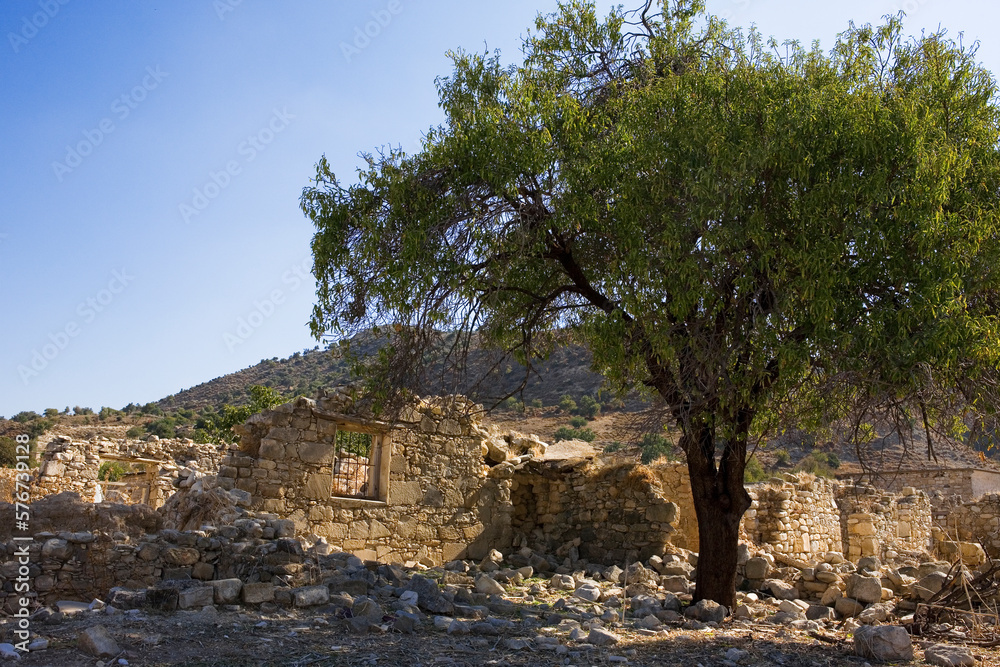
[154,340,609,413]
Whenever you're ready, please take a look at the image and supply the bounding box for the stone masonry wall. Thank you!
[31,435,223,507]
[217,392,512,566]
[879,467,1000,501]
[933,493,1000,558]
[835,483,933,561]
[744,474,842,560]
[510,457,679,565]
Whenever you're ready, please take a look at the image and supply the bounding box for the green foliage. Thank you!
[794,449,841,478]
[301,0,1000,603]
[774,449,790,467]
[0,437,19,467]
[554,426,596,442]
[12,411,40,423]
[98,461,130,482]
[146,417,177,439]
[73,406,94,416]
[744,455,767,483]
[529,398,544,408]
[335,429,372,457]
[603,440,622,453]
[569,416,588,428]
[558,395,577,414]
[125,426,144,439]
[502,396,524,412]
[204,385,286,445]
[43,408,59,418]
[640,432,675,464]
[577,395,601,419]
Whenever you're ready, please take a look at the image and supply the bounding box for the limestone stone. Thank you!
[848,575,883,604]
[293,585,330,607]
[211,579,243,604]
[685,599,727,623]
[177,585,214,610]
[77,625,120,657]
[925,643,976,667]
[853,625,913,662]
[744,557,770,580]
[241,582,275,604]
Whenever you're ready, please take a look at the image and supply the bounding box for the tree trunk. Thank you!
[682,417,752,610]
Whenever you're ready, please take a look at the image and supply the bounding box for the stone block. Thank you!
[178,585,215,610]
[298,441,334,464]
[211,579,243,604]
[853,625,913,662]
[242,582,275,604]
[258,439,285,460]
[303,473,332,499]
[389,480,422,505]
[293,585,330,607]
[77,625,120,657]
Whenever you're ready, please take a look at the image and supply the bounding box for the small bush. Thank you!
[554,426,596,442]
[529,398,543,408]
[558,395,577,414]
[44,408,59,417]
[0,437,18,467]
[794,449,841,478]
[577,395,601,419]
[569,416,588,428]
[98,461,130,482]
[603,441,622,453]
[640,432,675,464]
[125,426,144,439]
[744,455,767,483]
[774,448,790,466]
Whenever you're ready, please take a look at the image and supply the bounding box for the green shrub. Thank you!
[529,398,543,408]
[125,426,144,439]
[98,460,130,482]
[554,426,596,442]
[569,416,588,428]
[44,408,59,417]
[0,437,18,467]
[640,432,675,464]
[603,441,622,453]
[204,385,286,445]
[146,417,176,439]
[502,397,524,412]
[744,455,767,483]
[794,449,840,478]
[577,395,601,419]
[774,448,790,466]
[558,395,577,414]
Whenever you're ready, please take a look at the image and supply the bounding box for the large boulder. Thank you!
[854,625,913,662]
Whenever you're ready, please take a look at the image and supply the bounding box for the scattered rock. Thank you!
[924,643,976,667]
[77,625,121,658]
[853,625,913,662]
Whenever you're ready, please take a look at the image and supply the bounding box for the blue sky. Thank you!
[1,0,996,416]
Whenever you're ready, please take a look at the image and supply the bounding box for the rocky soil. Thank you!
[4,544,998,667]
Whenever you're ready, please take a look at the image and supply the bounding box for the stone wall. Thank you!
[834,483,933,561]
[509,457,679,564]
[744,474,842,561]
[932,493,1000,558]
[218,391,512,566]
[871,467,1000,502]
[0,492,336,609]
[31,435,223,508]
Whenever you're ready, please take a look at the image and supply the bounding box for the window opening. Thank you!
[332,429,382,499]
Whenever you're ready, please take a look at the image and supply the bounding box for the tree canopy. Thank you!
[301,0,1000,606]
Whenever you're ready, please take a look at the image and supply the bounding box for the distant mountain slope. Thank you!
[155,341,609,412]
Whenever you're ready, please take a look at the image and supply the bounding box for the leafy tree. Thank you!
[204,385,286,445]
[302,1,1000,605]
[43,408,59,418]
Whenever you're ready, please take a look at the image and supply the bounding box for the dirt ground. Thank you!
[9,599,1000,667]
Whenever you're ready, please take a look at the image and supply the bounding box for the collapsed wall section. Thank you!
[510,457,679,564]
[744,474,842,560]
[834,483,933,561]
[31,436,222,507]
[933,492,1000,558]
